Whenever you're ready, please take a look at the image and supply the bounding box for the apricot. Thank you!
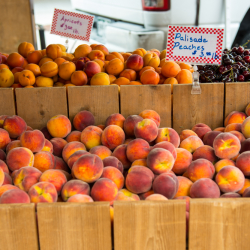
[90,72,110,85]
[120,69,136,81]
[40,61,58,78]
[161,61,181,78]
[25,63,41,77]
[58,61,76,80]
[26,50,43,64]
[0,189,30,204]
[20,129,45,152]
[132,48,147,57]
[39,57,53,67]
[88,50,105,61]
[0,68,14,87]
[106,58,124,76]
[84,61,101,78]
[143,52,160,69]
[12,67,23,74]
[70,71,88,86]
[140,69,160,85]
[175,69,193,84]
[18,69,35,86]
[126,54,144,71]
[36,76,53,87]
[113,77,130,86]
[7,52,24,68]
[0,64,9,70]
[46,44,62,60]
[74,44,92,58]
[18,42,35,58]
[47,115,71,138]
[93,45,109,56]
[163,77,178,93]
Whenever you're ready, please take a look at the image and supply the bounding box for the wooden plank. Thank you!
[68,85,119,126]
[173,83,224,134]
[189,198,250,250]
[15,87,68,129]
[0,203,39,250]
[120,85,171,127]
[37,202,112,250]
[0,88,16,116]
[225,82,250,118]
[0,0,36,53]
[114,200,186,250]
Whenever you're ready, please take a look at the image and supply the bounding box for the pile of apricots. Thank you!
[0,42,193,92]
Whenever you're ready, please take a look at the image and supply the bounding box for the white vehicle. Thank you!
[71,0,250,52]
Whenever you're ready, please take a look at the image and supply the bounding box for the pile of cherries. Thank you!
[197,46,250,83]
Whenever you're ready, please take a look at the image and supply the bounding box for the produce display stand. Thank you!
[0,88,16,116]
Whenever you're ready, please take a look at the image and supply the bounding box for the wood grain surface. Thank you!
[0,88,16,116]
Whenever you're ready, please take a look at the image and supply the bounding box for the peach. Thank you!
[242,116,250,138]
[214,127,225,132]
[153,172,179,199]
[126,54,143,71]
[145,194,168,200]
[70,71,88,86]
[180,130,198,142]
[155,128,180,148]
[139,110,160,127]
[3,173,12,185]
[125,166,154,194]
[84,61,101,78]
[224,111,247,126]
[147,148,175,175]
[112,144,131,169]
[184,159,215,182]
[6,140,21,154]
[39,169,67,194]
[0,189,30,204]
[203,131,222,147]
[240,138,250,153]
[50,138,67,157]
[0,115,8,128]
[42,139,53,153]
[116,188,140,201]
[192,145,218,163]
[67,194,93,202]
[3,115,26,139]
[26,50,43,64]
[93,45,109,56]
[238,178,250,195]
[236,151,250,176]
[54,156,69,172]
[47,115,71,138]
[175,176,193,197]
[0,68,14,87]
[213,132,241,159]
[0,149,6,162]
[28,181,57,204]
[33,151,55,172]
[192,123,212,140]
[229,131,245,143]
[243,187,250,197]
[134,119,158,142]
[90,72,110,85]
[89,145,112,160]
[152,141,177,160]
[245,103,250,116]
[74,44,92,58]
[91,178,118,203]
[101,166,124,190]
[190,178,220,198]
[139,189,154,200]
[0,160,9,174]
[0,185,18,198]
[225,123,242,132]
[123,115,143,137]
[62,141,86,163]
[46,44,62,60]
[103,156,123,173]
[216,166,245,193]
[40,61,58,77]
[18,42,35,58]
[20,130,45,152]
[143,52,160,69]
[131,159,147,167]
[215,159,235,173]
[221,192,241,198]
[180,136,204,153]
[66,131,81,143]
[73,110,95,131]
[0,168,4,186]
[172,148,193,175]
[105,113,125,129]
[58,61,76,80]
[13,166,42,192]
[6,147,34,171]
[0,128,11,150]
[6,52,24,68]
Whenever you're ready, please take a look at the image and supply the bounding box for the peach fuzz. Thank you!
[152,141,177,160]
[243,187,250,197]
[155,128,180,148]
[190,178,220,198]
[0,128,11,150]
[224,123,242,132]
[0,168,4,186]
[203,131,222,147]
[46,44,62,60]
[241,116,250,138]
[42,139,53,153]
[3,173,12,185]
[126,54,144,71]
[192,123,212,140]
[54,156,68,171]
[6,147,34,171]
[175,69,193,84]
[116,188,140,201]
[28,181,57,204]
[215,159,236,173]
[0,189,30,204]
[13,166,42,192]
[131,159,147,167]
[172,148,192,175]
[47,115,71,138]
[80,126,102,150]
[33,151,55,173]
[101,166,124,190]
[18,42,35,58]
[0,149,6,162]
[161,61,181,78]
[229,131,245,143]
[41,126,53,139]
[140,69,160,85]
[0,115,9,128]
[175,176,193,197]
[245,103,250,116]
[180,135,204,153]
[89,145,112,160]
[112,144,131,169]
[6,52,24,68]
[6,140,21,154]
[184,159,215,182]
[220,192,241,198]
[125,166,154,194]
[105,113,125,129]
[73,110,95,131]
[213,132,241,159]
[66,131,81,143]
[139,189,154,200]
[147,148,175,175]
[62,141,86,163]
[67,194,93,203]
[26,50,43,64]
[124,115,143,137]
[105,58,124,76]
[0,185,18,198]
[240,138,250,153]
[0,160,9,174]
[139,110,160,127]
[143,52,160,69]
[236,151,250,176]
[192,145,218,163]
[238,178,250,195]
[50,138,67,157]
[74,44,92,58]
[20,130,45,153]
[101,125,125,150]
[216,166,245,193]
[179,129,198,142]
[224,111,247,126]
[103,156,123,173]
[153,172,179,199]
[214,127,225,132]
[40,61,58,77]
[145,194,168,200]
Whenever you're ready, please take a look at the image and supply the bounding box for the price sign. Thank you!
[50,9,94,41]
[166,26,224,64]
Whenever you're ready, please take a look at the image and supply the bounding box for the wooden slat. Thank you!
[37,202,112,250]
[0,204,39,250]
[225,82,250,118]
[114,200,186,250]
[120,85,171,127]
[0,88,16,116]
[68,85,119,126]
[173,83,224,134]
[189,198,250,250]
[15,87,68,129]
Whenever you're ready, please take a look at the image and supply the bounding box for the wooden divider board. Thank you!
[173,83,224,134]
[114,200,186,250]
[37,202,112,250]
[68,85,119,126]
[15,87,68,129]
[0,88,16,116]
[189,198,250,250]
[120,85,171,127]
[0,204,38,250]
[225,82,250,118]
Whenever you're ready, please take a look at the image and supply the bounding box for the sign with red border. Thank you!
[50,9,94,41]
[166,26,224,64]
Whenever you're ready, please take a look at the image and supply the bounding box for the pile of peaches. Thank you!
[0,42,193,90]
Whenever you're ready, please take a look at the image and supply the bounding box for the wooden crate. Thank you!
[114,200,186,250]
[189,198,250,250]
[67,85,119,126]
[225,82,250,118]
[15,87,68,129]
[0,204,39,250]
[37,202,112,250]
[0,88,16,116]
[173,83,224,134]
[120,85,171,127]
